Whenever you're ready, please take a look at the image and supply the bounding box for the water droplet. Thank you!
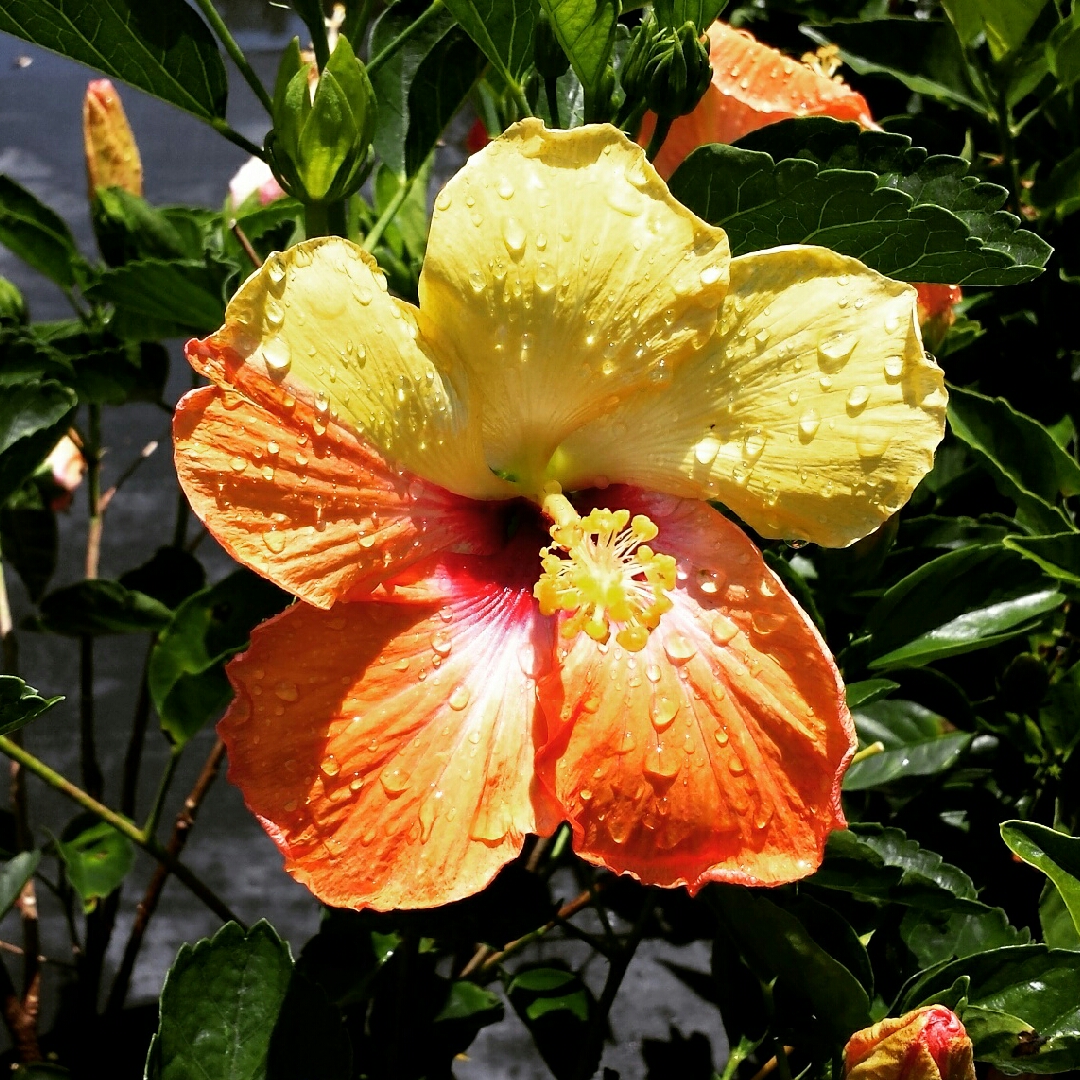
[743,430,766,460]
[694,436,720,465]
[884,355,904,380]
[502,216,526,257]
[818,374,832,391]
[435,187,452,211]
[264,298,285,330]
[449,685,470,710]
[645,663,662,683]
[753,610,786,634]
[418,799,435,842]
[274,681,298,701]
[798,409,820,441]
[699,264,724,287]
[787,389,799,407]
[857,424,892,458]
[263,529,286,553]
[263,337,291,375]
[817,332,857,372]
[714,727,729,746]
[884,311,901,334]
[846,385,870,413]
[663,634,696,665]
[432,631,452,657]
[728,755,747,776]
[314,389,330,414]
[579,788,593,802]
[710,613,738,645]
[321,754,340,777]
[651,696,679,730]
[380,765,410,796]
[266,256,286,285]
[496,176,515,199]
[643,744,680,782]
[229,456,246,472]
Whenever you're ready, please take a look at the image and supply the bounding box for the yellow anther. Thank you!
[800,43,844,80]
[534,487,677,652]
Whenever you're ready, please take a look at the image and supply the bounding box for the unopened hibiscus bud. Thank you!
[0,275,27,326]
[83,79,142,198]
[265,35,377,205]
[845,1006,976,1080]
[228,157,287,211]
[915,284,962,352]
[647,22,714,119]
[44,434,87,512]
[534,8,570,80]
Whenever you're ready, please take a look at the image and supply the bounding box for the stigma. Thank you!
[533,484,677,652]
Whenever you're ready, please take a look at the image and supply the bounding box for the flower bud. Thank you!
[535,8,570,80]
[845,1006,976,1080]
[915,284,962,352]
[0,275,27,326]
[83,79,142,198]
[646,22,713,119]
[44,434,87,512]
[265,35,377,205]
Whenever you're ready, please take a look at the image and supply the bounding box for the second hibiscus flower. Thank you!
[174,120,945,910]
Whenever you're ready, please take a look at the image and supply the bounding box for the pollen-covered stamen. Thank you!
[533,487,677,652]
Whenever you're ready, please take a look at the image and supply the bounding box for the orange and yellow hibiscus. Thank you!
[174,120,946,910]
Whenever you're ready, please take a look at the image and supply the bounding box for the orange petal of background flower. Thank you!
[174,385,503,609]
[219,538,559,910]
[642,21,875,180]
[535,486,853,890]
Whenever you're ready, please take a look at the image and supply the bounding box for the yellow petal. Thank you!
[188,236,504,499]
[419,117,730,492]
[553,246,946,547]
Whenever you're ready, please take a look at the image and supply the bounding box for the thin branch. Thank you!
[0,736,240,926]
[120,647,154,819]
[192,0,275,115]
[230,222,263,269]
[97,440,158,515]
[209,120,268,160]
[362,174,417,253]
[107,739,227,1014]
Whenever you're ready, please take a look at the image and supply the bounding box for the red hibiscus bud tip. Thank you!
[83,79,143,198]
[915,284,962,352]
[845,1006,976,1080]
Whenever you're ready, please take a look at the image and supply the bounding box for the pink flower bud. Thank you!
[845,1006,976,1080]
[83,79,142,198]
[45,435,86,512]
[915,284,963,352]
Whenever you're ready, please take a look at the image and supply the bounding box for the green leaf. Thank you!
[901,905,1029,969]
[802,20,986,112]
[845,679,900,710]
[669,119,1052,286]
[1004,533,1080,584]
[119,547,206,611]
[1001,822,1080,940]
[85,259,227,340]
[56,817,134,913]
[941,0,1052,60]
[507,964,599,1080]
[1040,881,1080,950]
[265,971,352,1080]
[0,851,40,919]
[900,945,1080,1072]
[34,580,173,636]
[150,922,293,1080]
[1040,660,1080,756]
[0,0,227,122]
[1047,17,1080,88]
[653,0,727,31]
[538,0,619,97]
[0,381,77,506]
[91,188,193,268]
[0,176,88,290]
[0,505,57,603]
[0,676,62,737]
[865,545,1063,669]
[707,886,872,1041]
[441,0,538,83]
[149,570,289,748]
[948,385,1080,533]
[844,699,972,789]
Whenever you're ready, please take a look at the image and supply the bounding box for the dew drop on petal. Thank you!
[651,696,679,730]
[263,529,286,554]
[320,755,340,777]
[434,187,452,211]
[274,681,299,701]
[884,355,904,380]
[263,337,291,375]
[449,685,470,710]
[694,436,720,465]
[700,265,723,286]
[846,385,870,412]
[817,332,857,372]
[663,634,696,665]
[710,613,738,645]
[798,409,820,441]
[380,765,410,796]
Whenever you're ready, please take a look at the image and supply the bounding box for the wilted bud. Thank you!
[915,284,962,352]
[845,1006,976,1080]
[265,36,377,205]
[83,79,142,198]
[0,275,27,326]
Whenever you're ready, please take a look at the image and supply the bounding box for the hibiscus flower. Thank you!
[174,120,945,910]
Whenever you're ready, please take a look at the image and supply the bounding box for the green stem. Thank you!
[192,0,275,115]
[209,119,268,160]
[142,747,182,841]
[362,176,416,252]
[645,115,673,163]
[545,76,561,127]
[305,200,349,239]
[347,0,376,52]
[367,0,444,77]
[0,736,241,926]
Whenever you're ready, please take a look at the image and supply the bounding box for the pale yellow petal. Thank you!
[418,117,730,493]
[552,247,946,548]
[188,236,505,499]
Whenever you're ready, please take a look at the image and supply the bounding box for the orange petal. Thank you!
[642,21,875,180]
[174,385,503,609]
[535,486,853,890]
[219,537,559,910]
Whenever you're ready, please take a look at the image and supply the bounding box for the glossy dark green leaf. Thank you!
[1001,822,1080,939]
[707,886,871,1041]
[941,0,1051,59]
[802,20,986,112]
[441,0,538,82]
[1003,533,1080,584]
[865,545,1063,669]
[1040,882,1080,950]
[119,547,206,611]
[539,0,618,97]
[900,946,1080,1072]
[653,0,727,30]
[0,0,228,122]
[150,921,293,1080]
[34,579,172,636]
[0,505,57,602]
[0,851,39,919]
[1047,16,1080,88]
[0,176,88,290]
[0,676,62,737]
[56,817,134,913]
[149,570,289,748]
[507,964,599,1080]
[0,380,77,506]
[845,679,900,710]
[948,385,1080,533]
[265,971,352,1080]
[669,121,1051,286]
[900,903,1029,969]
[86,259,227,340]
[1041,661,1080,756]
[436,980,504,1024]
[91,188,193,268]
